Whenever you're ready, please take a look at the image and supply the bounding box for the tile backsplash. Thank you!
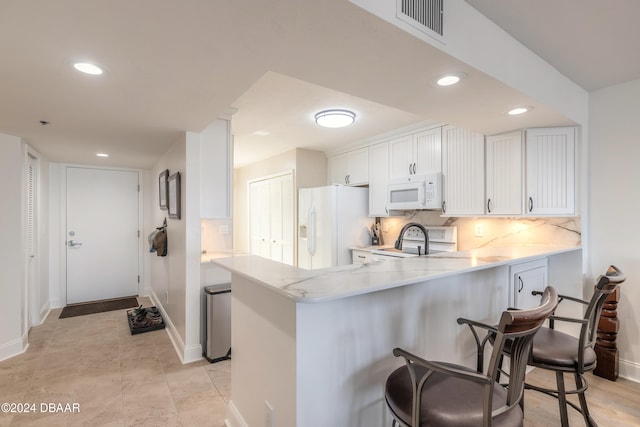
[201,218,233,253]
[378,211,581,250]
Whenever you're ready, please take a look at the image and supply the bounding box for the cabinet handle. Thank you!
[528,197,533,212]
[409,164,412,175]
[412,163,416,174]
[487,199,492,213]
[441,200,446,214]
[358,255,366,259]
[518,277,524,293]
[385,206,388,214]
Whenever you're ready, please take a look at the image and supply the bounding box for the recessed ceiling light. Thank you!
[314,109,356,128]
[96,153,109,158]
[508,106,533,115]
[73,62,103,75]
[436,73,466,86]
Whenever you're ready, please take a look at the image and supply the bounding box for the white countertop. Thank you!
[211,245,581,303]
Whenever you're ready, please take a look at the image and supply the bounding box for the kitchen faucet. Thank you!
[394,222,429,255]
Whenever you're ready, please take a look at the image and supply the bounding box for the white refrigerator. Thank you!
[298,185,370,269]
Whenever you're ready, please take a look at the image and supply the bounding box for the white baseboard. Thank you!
[148,289,202,365]
[39,302,51,324]
[619,358,640,383]
[225,401,248,427]
[0,332,28,362]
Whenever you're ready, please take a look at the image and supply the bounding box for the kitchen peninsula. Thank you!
[212,245,582,427]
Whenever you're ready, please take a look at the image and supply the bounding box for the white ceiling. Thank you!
[0,1,637,170]
[464,0,640,91]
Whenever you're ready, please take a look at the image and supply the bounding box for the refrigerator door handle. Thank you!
[307,206,316,256]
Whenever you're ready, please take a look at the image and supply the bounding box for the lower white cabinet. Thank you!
[509,258,548,309]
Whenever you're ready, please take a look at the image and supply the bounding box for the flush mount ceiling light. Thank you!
[96,153,109,158]
[436,73,466,87]
[508,106,533,115]
[314,109,356,128]
[73,62,103,75]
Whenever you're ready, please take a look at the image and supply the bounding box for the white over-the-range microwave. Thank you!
[387,173,442,210]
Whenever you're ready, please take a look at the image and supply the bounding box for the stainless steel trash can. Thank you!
[204,284,231,362]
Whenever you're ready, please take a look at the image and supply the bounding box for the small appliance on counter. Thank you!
[370,225,457,258]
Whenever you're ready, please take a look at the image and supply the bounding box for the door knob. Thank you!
[67,240,83,247]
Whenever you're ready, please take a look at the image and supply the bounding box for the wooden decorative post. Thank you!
[594,288,619,380]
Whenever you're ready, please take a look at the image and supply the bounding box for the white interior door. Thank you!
[66,167,139,304]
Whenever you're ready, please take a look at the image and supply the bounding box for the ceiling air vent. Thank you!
[397,0,443,38]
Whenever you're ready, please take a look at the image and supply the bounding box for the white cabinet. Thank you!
[327,147,368,186]
[485,131,523,215]
[509,258,548,309]
[368,142,391,217]
[200,118,232,218]
[441,126,485,216]
[525,127,576,216]
[389,127,441,179]
[249,173,294,265]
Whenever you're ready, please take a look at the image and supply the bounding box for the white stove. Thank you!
[370,226,457,258]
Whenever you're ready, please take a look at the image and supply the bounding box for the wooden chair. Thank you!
[385,286,558,427]
[516,265,624,426]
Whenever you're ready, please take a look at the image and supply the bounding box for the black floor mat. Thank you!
[59,296,139,319]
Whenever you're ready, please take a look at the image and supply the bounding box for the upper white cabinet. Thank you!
[389,127,441,179]
[525,127,576,216]
[200,118,232,218]
[327,147,368,186]
[485,131,523,215]
[368,141,391,217]
[441,126,485,216]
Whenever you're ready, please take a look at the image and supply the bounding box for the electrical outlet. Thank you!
[474,224,484,237]
[264,400,274,427]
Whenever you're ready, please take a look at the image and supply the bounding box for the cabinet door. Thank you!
[200,118,232,218]
[327,153,349,185]
[249,180,263,256]
[347,147,369,185]
[248,174,295,265]
[389,135,413,179]
[510,259,548,309]
[269,178,283,262]
[441,126,485,216]
[368,142,391,216]
[486,131,523,215]
[413,128,442,174]
[525,127,576,215]
[280,174,295,266]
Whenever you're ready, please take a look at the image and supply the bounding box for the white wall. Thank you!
[589,77,640,381]
[0,133,27,360]
[233,148,327,254]
[149,135,191,359]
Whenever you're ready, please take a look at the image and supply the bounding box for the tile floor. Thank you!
[3,297,640,427]
[0,298,229,427]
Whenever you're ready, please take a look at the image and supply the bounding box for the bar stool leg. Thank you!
[575,372,597,426]
[556,371,570,427]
